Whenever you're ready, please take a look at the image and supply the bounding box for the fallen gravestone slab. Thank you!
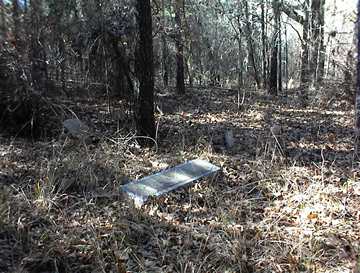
[121,159,221,206]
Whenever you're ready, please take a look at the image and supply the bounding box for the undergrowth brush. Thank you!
[0,88,359,273]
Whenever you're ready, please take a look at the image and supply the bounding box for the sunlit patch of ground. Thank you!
[0,87,359,273]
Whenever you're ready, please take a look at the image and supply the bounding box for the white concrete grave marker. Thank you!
[121,159,220,206]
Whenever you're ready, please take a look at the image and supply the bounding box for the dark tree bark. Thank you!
[48,1,67,94]
[309,0,321,84]
[110,37,132,98]
[278,16,282,93]
[174,0,185,94]
[12,0,20,45]
[269,0,280,96]
[161,35,169,87]
[300,0,310,104]
[0,0,5,37]
[344,50,354,99]
[244,1,261,89]
[182,1,193,87]
[59,36,67,94]
[161,0,169,87]
[284,20,289,94]
[261,0,268,89]
[30,0,47,92]
[135,0,156,141]
[269,40,278,96]
[356,0,360,146]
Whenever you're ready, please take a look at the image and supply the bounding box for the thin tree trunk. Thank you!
[266,0,270,87]
[185,56,193,87]
[317,0,326,84]
[300,0,310,104]
[269,40,278,96]
[174,0,185,94]
[59,36,67,94]
[269,0,280,96]
[135,0,156,141]
[12,0,20,46]
[278,13,282,93]
[261,0,267,89]
[194,40,202,86]
[0,0,6,37]
[244,1,260,89]
[284,19,289,94]
[182,0,193,87]
[30,0,46,92]
[161,0,169,87]
[310,0,321,85]
[356,0,360,153]
[237,37,244,89]
[161,35,169,87]
[207,41,216,86]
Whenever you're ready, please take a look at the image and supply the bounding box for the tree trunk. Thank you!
[284,19,289,94]
[309,0,321,85]
[356,0,360,141]
[136,0,156,141]
[269,41,278,96]
[110,37,129,98]
[161,35,169,87]
[185,56,193,87]
[208,47,216,86]
[182,0,193,87]
[277,17,283,93]
[278,14,282,93]
[12,0,20,45]
[30,0,46,92]
[174,0,185,94]
[261,0,267,89]
[237,37,244,89]
[0,0,6,38]
[316,0,326,84]
[161,0,169,87]
[300,0,310,104]
[268,0,280,96]
[244,1,261,89]
[59,37,67,94]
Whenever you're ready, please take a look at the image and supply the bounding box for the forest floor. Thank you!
[0,86,359,273]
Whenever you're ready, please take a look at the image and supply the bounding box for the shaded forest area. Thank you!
[0,0,360,272]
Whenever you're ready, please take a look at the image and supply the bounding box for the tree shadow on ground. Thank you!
[0,86,358,272]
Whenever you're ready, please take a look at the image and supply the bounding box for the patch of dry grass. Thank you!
[0,88,359,273]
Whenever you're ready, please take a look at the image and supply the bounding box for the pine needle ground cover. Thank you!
[0,87,359,273]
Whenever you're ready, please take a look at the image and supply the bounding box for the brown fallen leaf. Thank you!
[307,212,318,220]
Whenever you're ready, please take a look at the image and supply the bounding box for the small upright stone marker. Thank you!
[224,129,234,149]
[63,119,90,140]
[121,159,220,206]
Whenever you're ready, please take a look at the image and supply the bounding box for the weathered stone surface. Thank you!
[63,119,90,140]
[121,159,221,206]
[224,129,234,149]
